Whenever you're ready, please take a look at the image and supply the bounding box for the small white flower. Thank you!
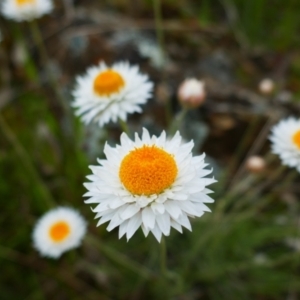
[84,128,216,242]
[32,207,87,258]
[245,155,266,173]
[72,61,153,127]
[1,0,53,22]
[259,78,275,95]
[269,117,300,172]
[177,78,206,108]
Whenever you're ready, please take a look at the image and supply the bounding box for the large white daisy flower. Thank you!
[32,207,87,258]
[270,117,300,172]
[84,128,216,242]
[1,0,53,22]
[72,61,153,127]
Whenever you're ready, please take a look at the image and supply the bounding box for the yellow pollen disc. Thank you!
[292,130,300,149]
[119,146,178,196]
[16,0,35,5]
[93,69,125,96]
[49,221,70,242]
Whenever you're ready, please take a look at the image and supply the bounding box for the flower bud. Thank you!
[245,156,266,173]
[177,78,206,108]
[259,78,275,95]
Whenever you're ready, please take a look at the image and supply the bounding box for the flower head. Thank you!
[72,61,153,127]
[259,78,275,95]
[177,78,206,108]
[32,207,87,258]
[84,128,216,242]
[245,155,266,173]
[269,117,300,172]
[1,0,53,22]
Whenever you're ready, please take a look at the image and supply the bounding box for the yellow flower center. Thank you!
[16,0,35,5]
[93,70,125,96]
[292,130,300,149]
[119,146,178,196]
[49,221,70,242]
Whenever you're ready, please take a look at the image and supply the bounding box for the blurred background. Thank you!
[1,0,300,299]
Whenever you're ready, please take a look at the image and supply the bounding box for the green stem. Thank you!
[86,235,153,279]
[160,237,167,277]
[169,107,189,135]
[153,0,165,64]
[29,20,68,113]
[153,0,172,127]
[0,115,54,210]
[119,119,130,136]
[216,114,261,195]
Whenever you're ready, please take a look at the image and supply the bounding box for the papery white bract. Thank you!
[84,128,216,242]
[1,0,53,22]
[32,207,87,258]
[177,78,206,108]
[72,61,153,127]
[270,117,300,172]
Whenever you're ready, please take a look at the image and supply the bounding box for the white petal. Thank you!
[142,128,151,143]
[141,224,150,237]
[107,212,124,232]
[142,207,156,229]
[119,220,129,239]
[170,219,183,233]
[120,205,140,220]
[176,214,192,231]
[151,226,162,242]
[164,201,182,219]
[156,214,171,236]
[151,202,165,214]
[126,214,142,240]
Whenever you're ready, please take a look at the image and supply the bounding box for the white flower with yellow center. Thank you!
[1,0,53,22]
[84,128,216,242]
[32,207,87,258]
[270,117,300,172]
[72,61,153,127]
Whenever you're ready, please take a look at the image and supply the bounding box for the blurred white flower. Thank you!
[72,61,153,127]
[269,117,300,172]
[245,155,266,173]
[177,78,206,108]
[84,128,216,242]
[259,78,275,95]
[32,207,87,258]
[1,0,53,22]
[137,40,166,69]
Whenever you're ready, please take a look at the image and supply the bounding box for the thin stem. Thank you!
[169,107,189,135]
[216,114,261,195]
[153,0,172,127]
[0,115,54,210]
[160,237,167,277]
[153,0,165,63]
[86,235,153,279]
[29,20,49,72]
[119,119,130,136]
[229,115,274,189]
[29,20,68,113]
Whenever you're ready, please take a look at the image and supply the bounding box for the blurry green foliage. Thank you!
[225,0,300,50]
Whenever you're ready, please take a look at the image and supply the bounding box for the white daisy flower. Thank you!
[84,128,216,242]
[72,61,153,127]
[1,0,53,22]
[32,207,87,258]
[270,117,300,172]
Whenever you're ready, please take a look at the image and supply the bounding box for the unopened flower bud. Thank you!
[259,78,275,95]
[245,156,266,173]
[177,78,206,108]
